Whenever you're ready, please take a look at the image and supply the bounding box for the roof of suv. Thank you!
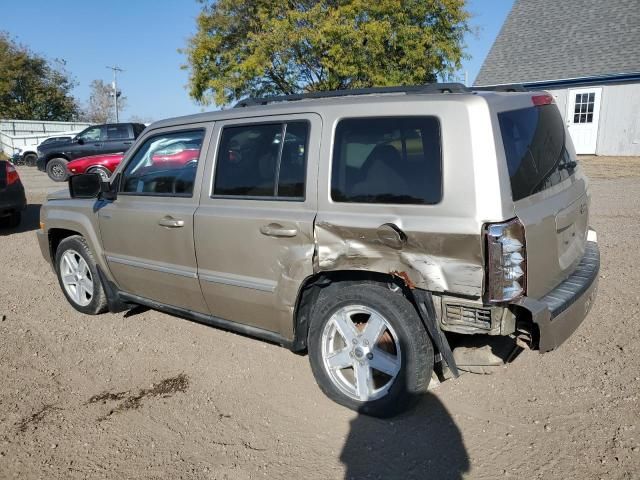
[150,84,533,130]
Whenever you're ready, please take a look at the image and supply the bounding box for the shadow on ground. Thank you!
[341,392,468,480]
[0,204,41,235]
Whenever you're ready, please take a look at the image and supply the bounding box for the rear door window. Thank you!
[213,121,309,200]
[331,117,442,204]
[105,124,131,140]
[499,105,574,201]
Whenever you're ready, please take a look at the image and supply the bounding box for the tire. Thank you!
[308,282,434,417]
[55,235,108,315]
[23,153,37,167]
[46,158,69,182]
[88,166,111,182]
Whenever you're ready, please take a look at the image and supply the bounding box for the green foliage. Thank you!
[0,33,79,121]
[184,0,470,106]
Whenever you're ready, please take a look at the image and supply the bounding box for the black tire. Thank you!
[54,235,108,315]
[46,158,69,182]
[23,153,37,167]
[308,282,434,417]
[87,166,111,182]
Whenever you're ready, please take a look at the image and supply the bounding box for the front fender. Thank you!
[41,199,114,284]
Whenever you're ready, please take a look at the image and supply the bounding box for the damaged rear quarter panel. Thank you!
[314,220,484,296]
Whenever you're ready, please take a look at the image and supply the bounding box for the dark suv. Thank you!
[37,123,146,181]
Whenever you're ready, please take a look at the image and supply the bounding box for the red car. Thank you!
[66,148,200,181]
[66,153,124,181]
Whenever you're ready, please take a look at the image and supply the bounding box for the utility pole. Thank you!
[106,65,124,122]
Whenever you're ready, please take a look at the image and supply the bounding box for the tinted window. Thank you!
[214,121,309,199]
[120,130,204,196]
[331,117,442,204]
[105,124,130,140]
[499,105,574,201]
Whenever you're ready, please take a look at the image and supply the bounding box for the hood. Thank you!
[46,188,71,201]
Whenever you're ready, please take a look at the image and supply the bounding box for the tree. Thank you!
[82,79,127,123]
[183,0,470,106]
[0,33,79,120]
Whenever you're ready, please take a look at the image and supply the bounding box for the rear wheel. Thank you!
[55,236,107,314]
[23,153,37,167]
[46,158,69,182]
[88,166,111,182]
[308,282,434,417]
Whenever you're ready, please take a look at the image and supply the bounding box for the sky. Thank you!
[2,0,514,122]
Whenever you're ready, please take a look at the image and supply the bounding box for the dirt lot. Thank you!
[1,157,639,479]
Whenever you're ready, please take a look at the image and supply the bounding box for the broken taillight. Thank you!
[485,217,527,303]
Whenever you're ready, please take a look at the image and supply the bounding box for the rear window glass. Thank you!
[499,105,575,201]
[331,117,442,204]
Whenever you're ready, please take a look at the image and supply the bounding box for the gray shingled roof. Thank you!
[474,0,640,86]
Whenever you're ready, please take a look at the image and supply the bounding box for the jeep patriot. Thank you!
[37,84,599,416]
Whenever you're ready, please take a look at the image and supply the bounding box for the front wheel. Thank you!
[55,236,108,314]
[46,158,69,182]
[308,282,434,417]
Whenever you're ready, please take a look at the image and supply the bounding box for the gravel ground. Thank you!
[1,157,639,479]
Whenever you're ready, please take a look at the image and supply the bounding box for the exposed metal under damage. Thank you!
[313,221,485,297]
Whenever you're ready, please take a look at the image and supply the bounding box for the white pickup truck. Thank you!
[12,132,81,165]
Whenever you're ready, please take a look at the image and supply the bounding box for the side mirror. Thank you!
[101,173,119,201]
[69,173,102,199]
[76,138,85,145]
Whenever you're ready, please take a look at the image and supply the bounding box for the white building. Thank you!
[474,0,640,156]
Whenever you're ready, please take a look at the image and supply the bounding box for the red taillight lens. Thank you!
[6,163,20,186]
[484,217,527,303]
[531,93,554,106]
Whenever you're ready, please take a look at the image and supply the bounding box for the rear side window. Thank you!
[331,117,442,204]
[213,121,309,200]
[105,124,131,140]
[499,105,574,201]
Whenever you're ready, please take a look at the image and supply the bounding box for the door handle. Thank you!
[158,216,185,228]
[123,141,132,145]
[259,223,297,238]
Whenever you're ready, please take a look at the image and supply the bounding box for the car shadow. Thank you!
[340,391,469,479]
[0,204,41,235]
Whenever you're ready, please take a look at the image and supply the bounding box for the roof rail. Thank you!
[473,84,528,92]
[233,83,470,108]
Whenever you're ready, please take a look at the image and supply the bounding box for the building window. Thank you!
[573,92,595,124]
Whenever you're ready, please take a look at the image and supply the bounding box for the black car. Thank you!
[0,160,26,228]
[36,123,146,181]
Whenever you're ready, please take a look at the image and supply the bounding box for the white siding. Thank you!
[596,83,640,156]
[0,119,93,155]
[543,82,640,156]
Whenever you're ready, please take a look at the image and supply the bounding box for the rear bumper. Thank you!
[0,184,27,216]
[515,232,600,352]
